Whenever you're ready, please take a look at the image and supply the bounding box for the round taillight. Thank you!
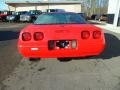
[34,32,44,41]
[22,32,31,41]
[81,31,90,39]
[93,31,101,39]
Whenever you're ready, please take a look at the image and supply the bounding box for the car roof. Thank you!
[43,12,78,14]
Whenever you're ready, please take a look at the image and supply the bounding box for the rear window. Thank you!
[34,13,87,25]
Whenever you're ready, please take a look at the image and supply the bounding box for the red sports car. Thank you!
[18,12,105,60]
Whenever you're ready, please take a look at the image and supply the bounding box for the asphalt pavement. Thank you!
[0,22,27,82]
[0,22,120,90]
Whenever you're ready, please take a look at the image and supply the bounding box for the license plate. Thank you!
[55,40,71,49]
[48,40,76,50]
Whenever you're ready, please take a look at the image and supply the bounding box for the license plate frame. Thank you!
[48,40,72,50]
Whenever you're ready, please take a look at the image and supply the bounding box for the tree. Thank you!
[50,0,109,16]
[82,0,108,16]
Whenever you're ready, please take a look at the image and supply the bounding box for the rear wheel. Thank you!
[29,58,41,62]
[57,58,72,62]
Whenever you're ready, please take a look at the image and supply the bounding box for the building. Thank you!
[108,0,120,27]
[6,1,82,13]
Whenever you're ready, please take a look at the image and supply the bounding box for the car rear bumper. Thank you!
[18,43,105,58]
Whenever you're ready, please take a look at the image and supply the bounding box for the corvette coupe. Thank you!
[18,12,105,60]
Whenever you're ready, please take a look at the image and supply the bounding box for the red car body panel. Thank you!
[0,14,7,20]
[18,24,105,58]
[0,14,7,17]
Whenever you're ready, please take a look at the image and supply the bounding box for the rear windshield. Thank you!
[34,13,87,25]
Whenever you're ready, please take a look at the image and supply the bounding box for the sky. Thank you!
[0,0,7,10]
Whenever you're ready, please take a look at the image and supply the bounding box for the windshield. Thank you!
[34,13,87,25]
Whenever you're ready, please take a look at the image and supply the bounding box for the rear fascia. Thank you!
[18,24,105,58]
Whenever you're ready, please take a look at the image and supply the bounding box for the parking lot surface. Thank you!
[0,22,120,90]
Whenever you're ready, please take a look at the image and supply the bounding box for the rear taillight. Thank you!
[81,31,90,39]
[34,32,44,41]
[22,32,31,41]
[93,31,101,39]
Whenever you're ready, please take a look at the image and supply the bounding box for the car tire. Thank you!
[57,58,72,62]
[29,58,41,62]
